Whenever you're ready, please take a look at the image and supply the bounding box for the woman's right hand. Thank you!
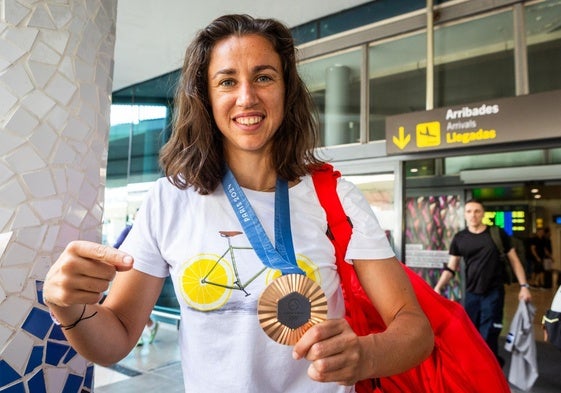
[43,240,134,308]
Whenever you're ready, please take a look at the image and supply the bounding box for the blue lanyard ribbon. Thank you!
[222,168,304,275]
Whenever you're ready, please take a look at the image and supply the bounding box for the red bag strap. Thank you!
[312,163,381,393]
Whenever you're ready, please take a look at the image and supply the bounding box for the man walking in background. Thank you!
[434,199,532,366]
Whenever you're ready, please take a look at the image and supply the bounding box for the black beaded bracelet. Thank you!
[51,304,98,330]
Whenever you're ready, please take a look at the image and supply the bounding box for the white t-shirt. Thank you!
[551,285,561,312]
[121,174,395,393]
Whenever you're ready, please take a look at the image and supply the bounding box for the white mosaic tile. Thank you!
[45,104,69,132]
[12,205,41,230]
[32,199,64,221]
[22,169,56,198]
[48,4,73,29]
[0,63,34,96]
[4,0,31,26]
[29,123,57,159]
[29,41,61,65]
[5,27,38,52]
[29,4,56,30]
[4,107,39,138]
[52,168,68,194]
[30,255,52,280]
[15,226,47,250]
[51,140,77,165]
[62,116,89,140]
[79,179,98,209]
[0,231,13,259]
[20,277,37,300]
[28,60,57,88]
[5,145,46,173]
[39,30,69,55]
[21,90,56,119]
[0,161,15,184]
[58,56,76,83]
[0,86,18,118]
[45,72,77,105]
[67,168,85,196]
[0,324,13,351]
[0,35,26,64]
[55,223,80,249]
[0,209,14,233]
[42,225,60,252]
[0,267,30,292]
[2,329,34,374]
[45,367,69,393]
[0,178,26,206]
[74,57,95,82]
[66,204,88,228]
[0,295,32,326]
[2,240,37,267]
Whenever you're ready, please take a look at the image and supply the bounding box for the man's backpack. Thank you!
[312,163,510,393]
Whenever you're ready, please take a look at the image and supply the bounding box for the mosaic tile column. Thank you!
[0,1,117,392]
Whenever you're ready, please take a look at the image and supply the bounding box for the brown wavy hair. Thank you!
[159,14,323,194]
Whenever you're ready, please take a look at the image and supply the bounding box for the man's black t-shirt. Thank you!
[449,226,512,294]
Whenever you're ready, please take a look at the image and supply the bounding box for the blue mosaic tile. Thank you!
[49,324,65,341]
[0,360,21,386]
[1,382,25,393]
[45,341,70,366]
[63,347,77,364]
[21,307,52,340]
[84,364,94,388]
[27,369,46,393]
[36,280,44,305]
[24,346,44,374]
[62,374,83,393]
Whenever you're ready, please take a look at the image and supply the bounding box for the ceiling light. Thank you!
[531,188,539,193]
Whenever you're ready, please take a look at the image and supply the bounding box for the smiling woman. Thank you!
[43,14,434,393]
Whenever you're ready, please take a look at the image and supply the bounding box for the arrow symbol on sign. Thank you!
[392,126,411,150]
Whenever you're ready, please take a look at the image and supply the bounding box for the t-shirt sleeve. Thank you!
[119,180,169,278]
[336,178,395,262]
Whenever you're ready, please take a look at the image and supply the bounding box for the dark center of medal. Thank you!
[277,291,311,329]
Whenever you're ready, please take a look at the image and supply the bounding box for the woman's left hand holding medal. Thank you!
[292,318,371,386]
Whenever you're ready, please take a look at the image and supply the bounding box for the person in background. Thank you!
[529,228,548,288]
[42,14,433,392]
[434,199,532,367]
[113,209,159,345]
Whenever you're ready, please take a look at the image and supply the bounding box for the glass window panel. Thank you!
[551,147,561,163]
[526,0,561,93]
[445,149,545,174]
[345,173,396,249]
[107,104,169,186]
[298,48,362,146]
[434,10,515,107]
[369,32,426,141]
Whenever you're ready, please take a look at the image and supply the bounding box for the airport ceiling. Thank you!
[112,0,372,92]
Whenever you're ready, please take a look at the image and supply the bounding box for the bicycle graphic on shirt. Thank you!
[179,231,319,311]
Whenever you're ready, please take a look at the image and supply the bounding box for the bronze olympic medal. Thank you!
[257,273,328,345]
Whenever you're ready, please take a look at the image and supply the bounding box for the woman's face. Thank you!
[207,34,285,159]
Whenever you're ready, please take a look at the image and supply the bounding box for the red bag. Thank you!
[312,163,510,393]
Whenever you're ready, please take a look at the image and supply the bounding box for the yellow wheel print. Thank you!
[179,254,234,311]
[265,254,321,285]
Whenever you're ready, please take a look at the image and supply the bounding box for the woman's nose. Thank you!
[236,82,258,107]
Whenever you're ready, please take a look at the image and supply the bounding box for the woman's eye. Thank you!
[220,79,235,87]
[256,75,273,83]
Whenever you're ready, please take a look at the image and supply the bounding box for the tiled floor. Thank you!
[94,283,561,393]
